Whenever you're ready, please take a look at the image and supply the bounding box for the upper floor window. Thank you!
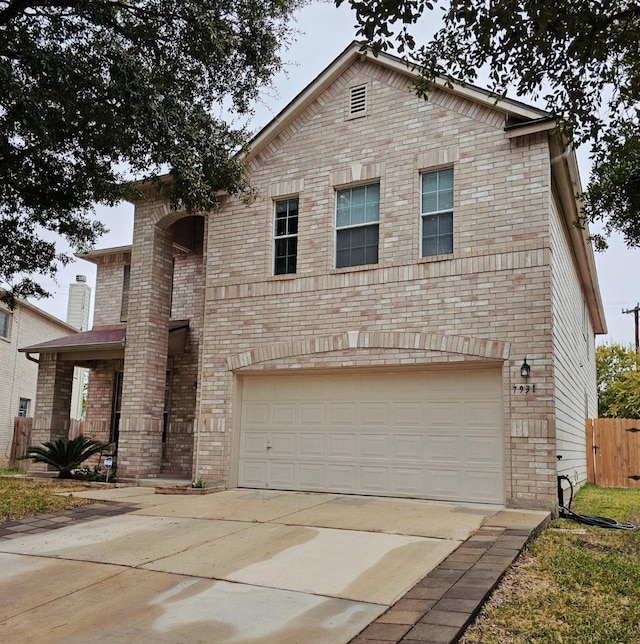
[336,183,379,268]
[421,168,454,257]
[0,309,11,340]
[120,265,130,322]
[274,198,298,275]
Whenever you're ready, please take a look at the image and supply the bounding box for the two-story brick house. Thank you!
[22,44,606,510]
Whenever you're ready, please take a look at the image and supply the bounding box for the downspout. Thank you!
[25,352,39,364]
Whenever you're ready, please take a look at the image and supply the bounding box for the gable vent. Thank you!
[349,85,367,116]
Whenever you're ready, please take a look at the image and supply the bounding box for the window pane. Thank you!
[288,213,298,235]
[439,190,453,211]
[421,172,437,193]
[422,213,453,257]
[350,204,366,225]
[336,184,379,228]
[439,233,453,254]
[336,225,379,268]
[421,192,439,213]
[422,169,454,214]
[274,257,287,275]
[350,186,366,206]
[366,183,380,202]
[275,215,288,237]
[439,212,453,234]
[0,311,9,338]
[438,168,453,190]
[274,237,297,275]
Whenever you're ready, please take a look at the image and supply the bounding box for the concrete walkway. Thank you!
[0,488,549,643]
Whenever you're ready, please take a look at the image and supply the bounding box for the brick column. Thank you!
[117,210,173,478]
[30,353,74,472]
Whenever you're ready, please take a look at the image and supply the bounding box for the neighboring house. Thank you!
[0,298,78,467]
[21,44,606,510]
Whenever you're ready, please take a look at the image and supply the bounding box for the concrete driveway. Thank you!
[0,488,501,643]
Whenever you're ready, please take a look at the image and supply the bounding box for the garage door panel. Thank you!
[464,471,502,501]
[270,462,296,487]
[465,436,502,465]
[391,468,423,495]
[328,434,357,458]
[324,376,357,400]
[330,403,357,425]
[270,433,296,456]
[360,434,389,459]
[427,469,462,498]
[241,432,268,455]
[238,368,504,504]
[360,466,389,492]
[243,403,269,426]
[360,402,389,425]
[300,403,325,425]
[427,436,462,463]
[463,369,501,394]
[326,465,357,491]
[272,404,297,425]
[392,402,423,426]
[427,402,462,428]
[463,401,502,429]
[424,370,462,393]
[298,464,324,488]
[299,433,325,457]
[239,461,268,487]
[243,377,274,400]
[392,435,423,460]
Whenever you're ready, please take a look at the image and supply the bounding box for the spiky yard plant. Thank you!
[21,436,109,479]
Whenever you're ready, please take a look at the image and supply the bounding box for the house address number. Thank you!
[513,384,536,394]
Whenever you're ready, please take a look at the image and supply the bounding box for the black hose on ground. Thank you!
[557,475,637,531]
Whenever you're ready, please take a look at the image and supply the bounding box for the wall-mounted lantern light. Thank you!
[520,358,531,378]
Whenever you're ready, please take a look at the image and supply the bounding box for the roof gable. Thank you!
[244,42,549,166]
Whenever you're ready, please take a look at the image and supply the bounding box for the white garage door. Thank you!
[238,368,504,503]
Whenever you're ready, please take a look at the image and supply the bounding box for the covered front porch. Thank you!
[19,319,197,480]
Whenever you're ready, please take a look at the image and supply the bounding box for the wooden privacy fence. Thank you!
[8,418,85,469]
[8,417,32,469]
[586,418,640,489]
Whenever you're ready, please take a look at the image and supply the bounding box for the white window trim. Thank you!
[420,168,455,258]
[0,308,11,341]
[334,183,380,269]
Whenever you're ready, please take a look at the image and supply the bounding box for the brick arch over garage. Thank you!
[227,331,511,371]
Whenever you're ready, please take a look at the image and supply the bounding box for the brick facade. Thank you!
[29,47,605,508]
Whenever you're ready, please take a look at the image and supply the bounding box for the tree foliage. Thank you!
[0,0,297,305]
[338,0,640,248]
[21,435,110,478]
[596,344,640,419]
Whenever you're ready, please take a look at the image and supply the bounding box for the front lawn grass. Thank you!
[0,477,95,522]
[461,484,640,644]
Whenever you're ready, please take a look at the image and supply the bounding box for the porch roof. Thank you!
[19,320,190,364]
